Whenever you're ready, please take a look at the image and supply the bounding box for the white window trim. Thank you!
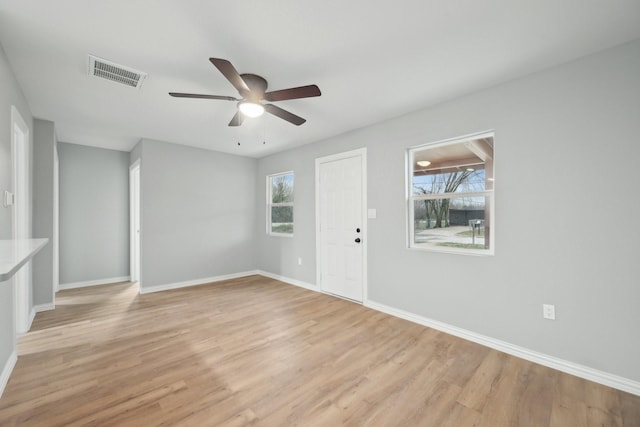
[267,171,294,237]
[407,131,495,256]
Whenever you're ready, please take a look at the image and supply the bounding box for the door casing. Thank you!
[129,160,141,284]
[11,105,31,335]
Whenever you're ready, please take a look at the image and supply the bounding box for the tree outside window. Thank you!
[268,172,294,235]
[408,133,494,254]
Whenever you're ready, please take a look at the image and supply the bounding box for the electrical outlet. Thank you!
[543,304,556,320]
[298,257,302,266]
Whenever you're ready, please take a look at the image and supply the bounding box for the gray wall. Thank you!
[0,42,33,383]
[138,139,257,290]
[32,119,56,306]
[256,40,640,383]
[256,149,323,282]
[58,143,130,284]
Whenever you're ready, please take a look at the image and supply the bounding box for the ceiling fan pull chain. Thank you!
[263,122,267,145]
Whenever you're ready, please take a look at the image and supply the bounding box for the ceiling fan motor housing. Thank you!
[240,73,268,100]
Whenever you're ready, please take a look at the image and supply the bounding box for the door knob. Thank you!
[355,237,361,243]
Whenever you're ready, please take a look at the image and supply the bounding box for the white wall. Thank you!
[58,142,130,285]
[0,41,33,387]
[256,40,640,383]
[138,139,258,291]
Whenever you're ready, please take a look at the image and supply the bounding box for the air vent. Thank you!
[88,55,146,89]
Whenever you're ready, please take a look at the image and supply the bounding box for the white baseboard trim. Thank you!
[59,276,131,290]
[256,270,318,292]
[27,307,36,333]
[139,271,260,294]
[365,299,640,396]
[34,303,55,313]
[0,350,17,399]
[22,303,55,336]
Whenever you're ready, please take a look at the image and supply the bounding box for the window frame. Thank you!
[266,171,295,237]
[407,131,495,256]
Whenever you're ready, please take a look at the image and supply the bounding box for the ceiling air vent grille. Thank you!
[88,55,146,89]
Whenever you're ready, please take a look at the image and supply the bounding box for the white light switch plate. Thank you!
[3,190,14,207]
[367,208,377,219]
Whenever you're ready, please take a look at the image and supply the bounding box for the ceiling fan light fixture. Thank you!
[239,101,265,118]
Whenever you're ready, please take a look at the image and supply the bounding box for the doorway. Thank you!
[11,106,30,334]
[129,161,141,283]
[315,148,367,302]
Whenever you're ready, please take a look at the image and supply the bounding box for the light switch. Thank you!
[368,208,377,219]
[3,190,14,207]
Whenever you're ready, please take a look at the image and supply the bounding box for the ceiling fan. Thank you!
[169,58,321,126]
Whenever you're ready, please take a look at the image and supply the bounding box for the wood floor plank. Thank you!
[515,362,556,426]
[551,373,589,427]
[441,402,483,427]
[478,356,532,426]
[0,275,637,426]
[620,390,640,427]
[457,349,506,412]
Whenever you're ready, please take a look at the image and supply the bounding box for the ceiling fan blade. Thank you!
[264,84,321,102]
[209,58,250,97]
[169,92,238,101]
[264,104,306,126]
[228,111,245,127]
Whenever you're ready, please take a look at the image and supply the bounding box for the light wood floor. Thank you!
[1,276,638,426]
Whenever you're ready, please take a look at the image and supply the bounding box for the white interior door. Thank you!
[11,106,30,334]
[130,162,141,283]
[316,149,366,302]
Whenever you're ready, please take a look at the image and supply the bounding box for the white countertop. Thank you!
[0,239,49,282]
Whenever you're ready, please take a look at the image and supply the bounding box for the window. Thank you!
[267,172,294,236]
[408,132,494,255]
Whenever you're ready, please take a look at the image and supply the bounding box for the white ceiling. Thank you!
[0,1,639,158]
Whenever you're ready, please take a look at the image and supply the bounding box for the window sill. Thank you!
[268,233,294,238]
[408,244,494,257]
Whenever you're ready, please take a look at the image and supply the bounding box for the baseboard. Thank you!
[59,276,131,290]
[139,271,259,294]
[34,303,55,313]
[21,303,55,336]
[26,307,36,333]
[365,299,640,396]
[0,350,17,399]
[256,270,318,292]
